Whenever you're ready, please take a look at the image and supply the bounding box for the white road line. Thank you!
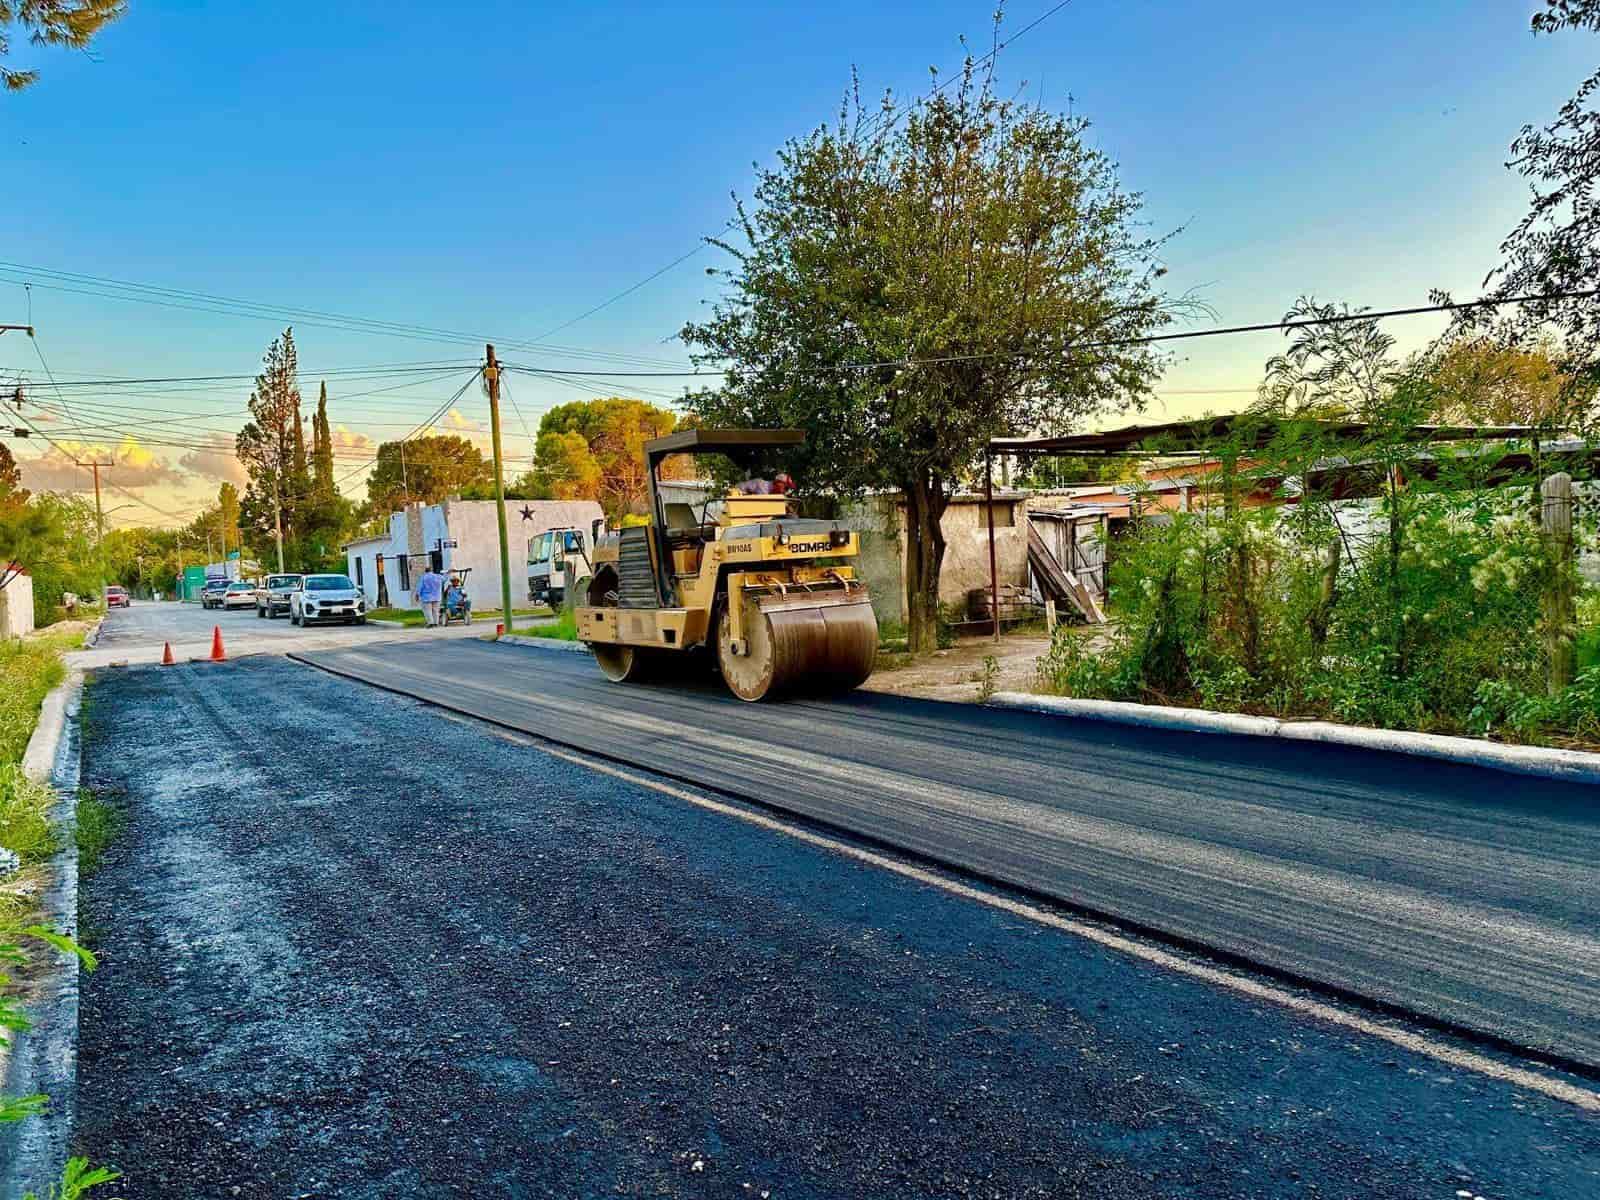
[465,718,1600,1114]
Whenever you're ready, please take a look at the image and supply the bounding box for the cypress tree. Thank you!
[313,381,335,498]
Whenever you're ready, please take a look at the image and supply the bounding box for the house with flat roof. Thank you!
[344,498,605,612]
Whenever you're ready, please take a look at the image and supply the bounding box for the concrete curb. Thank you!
[0,670,86,1198]
[987,692,1600,784]
[495,634,590,654]
[81,615,105,649]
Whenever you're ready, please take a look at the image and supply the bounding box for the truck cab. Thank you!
[527,526,595,608]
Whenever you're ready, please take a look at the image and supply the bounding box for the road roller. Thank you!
[576,428,878,701]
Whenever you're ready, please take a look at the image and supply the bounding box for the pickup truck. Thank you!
[255,573,303,618]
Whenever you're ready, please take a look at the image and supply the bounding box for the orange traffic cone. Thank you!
[160,641,176,666]
[209,626,226,662]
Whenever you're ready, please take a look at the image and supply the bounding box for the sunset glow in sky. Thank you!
[2,2,1591,525]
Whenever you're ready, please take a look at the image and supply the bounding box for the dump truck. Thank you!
[576,428,877,701]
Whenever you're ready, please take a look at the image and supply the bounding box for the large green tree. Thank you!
[1465,2,1600,396]
[1,0,126,91]
[682,60,1176,651]
[236,329,304,571]
[365,434,489,514]
[526,398,681,520]
[0,441,28,510]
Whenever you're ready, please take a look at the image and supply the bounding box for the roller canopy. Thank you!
[645,428,805,467]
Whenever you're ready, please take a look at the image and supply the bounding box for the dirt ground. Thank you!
[862,625,1113,702]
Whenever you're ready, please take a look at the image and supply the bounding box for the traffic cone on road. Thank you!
[160,641,176,666]
[209,626,226,662]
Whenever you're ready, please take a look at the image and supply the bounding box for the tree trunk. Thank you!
[903,473,949,655]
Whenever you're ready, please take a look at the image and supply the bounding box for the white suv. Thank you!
[290,574,368,627]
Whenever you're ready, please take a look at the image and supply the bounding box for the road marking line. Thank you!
[472,721,1600,1113]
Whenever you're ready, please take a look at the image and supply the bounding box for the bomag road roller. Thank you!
[576,428,877,701]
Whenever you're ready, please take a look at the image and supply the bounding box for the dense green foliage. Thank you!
[1037,301,1600,743]
[365,434,489,513]
[1038,493,1585,739]
[511,398,682,521]
[682,45,1176,652]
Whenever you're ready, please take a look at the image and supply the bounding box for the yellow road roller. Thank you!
[576,428,877,701]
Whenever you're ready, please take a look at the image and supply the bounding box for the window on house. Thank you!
[398,555,411,591]
[355,557,365,587]
[429,549,443,573]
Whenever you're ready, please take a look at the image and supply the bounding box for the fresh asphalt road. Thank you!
[76,598,485,667]
[294,638,1600,1073]
[74,657,1600,1198]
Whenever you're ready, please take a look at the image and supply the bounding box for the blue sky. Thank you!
[1,1,1591,522]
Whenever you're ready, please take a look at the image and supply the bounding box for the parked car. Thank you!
[200,578,231,609]
[256,573,303,618]
[290,574,367,626]
[104,585,130,609]
[221,581,257,611]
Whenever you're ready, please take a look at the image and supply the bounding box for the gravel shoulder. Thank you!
[75,658,1600,1199]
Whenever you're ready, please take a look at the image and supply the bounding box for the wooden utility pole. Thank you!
[1542,471,1576,695]
[484,344,514,633]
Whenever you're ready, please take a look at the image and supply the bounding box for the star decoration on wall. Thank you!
[519,505,535,522]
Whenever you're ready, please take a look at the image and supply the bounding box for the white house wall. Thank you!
[345,499,605,613]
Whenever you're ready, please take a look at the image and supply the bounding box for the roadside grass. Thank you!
[369,606,551,627]
[519,607,578,640]
[74,791,123,879]
[0,638,68,766]
[0,766,59,866]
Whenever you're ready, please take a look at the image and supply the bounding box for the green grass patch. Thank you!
[74,791,122,879]
[0,639,66,767]
[0,764,59,865]
[519,607,579,641]
[368,606,550,627]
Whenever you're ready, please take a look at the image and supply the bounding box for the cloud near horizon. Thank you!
[19,435,186,493]
[177,433,249,487]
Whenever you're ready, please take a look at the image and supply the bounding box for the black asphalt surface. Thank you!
[293,639,1600,1072]
[74,658,1600,1197]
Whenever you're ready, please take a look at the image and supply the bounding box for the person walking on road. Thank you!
[416,565,445,628]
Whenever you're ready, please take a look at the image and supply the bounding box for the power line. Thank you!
[512,288,1600,377]
[0,265,693,370]
[524,1,1081,345]
[333,368,485,488]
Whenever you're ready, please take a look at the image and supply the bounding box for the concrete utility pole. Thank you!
[272,478,286,574]
[83,457,114,603]
[1542,471,1576,695]
[484,344,514,633]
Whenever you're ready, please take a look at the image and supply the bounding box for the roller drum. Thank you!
[718,589,877,702]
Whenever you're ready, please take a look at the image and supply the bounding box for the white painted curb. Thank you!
[987,692,1600,785]
[495,634,590,654]
[23,669,83,783]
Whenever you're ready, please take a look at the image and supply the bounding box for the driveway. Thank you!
[71,657,1600,1199]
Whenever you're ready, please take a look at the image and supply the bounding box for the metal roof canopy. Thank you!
[989,415,1541,458]
[645,428,805,464]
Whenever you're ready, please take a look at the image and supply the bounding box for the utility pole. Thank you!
[272,477,286,574]
[83,458,114,603]
[484,344,513,633]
